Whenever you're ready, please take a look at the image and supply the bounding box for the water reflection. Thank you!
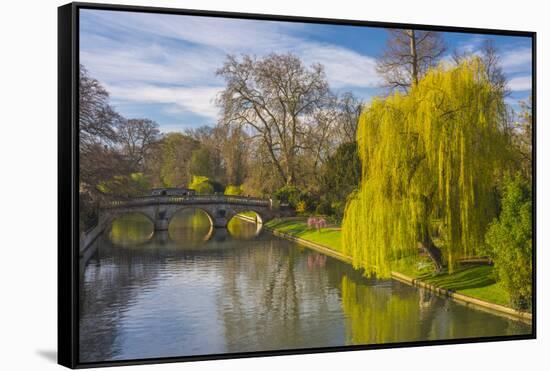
[227,214,262,239]
[168,209,213,246]
[340,275,528,345]
[80,215,531,363]
[109,213,154,246]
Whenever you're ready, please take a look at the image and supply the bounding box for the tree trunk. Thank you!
[417,234,443,273]
[408,29,419,86]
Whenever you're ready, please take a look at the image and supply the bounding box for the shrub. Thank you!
[315,199,333,216]
[485,175,532,310]
[97,172,150,198]
[188,175,214,195]
[275,185,301,206]
[274,185,314,210]
[224,185,243,196]
[296,200,307,214]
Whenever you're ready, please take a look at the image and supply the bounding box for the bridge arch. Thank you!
[165,206,215,228]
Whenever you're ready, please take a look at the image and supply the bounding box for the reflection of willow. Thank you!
[168,209,213,246]
[340,276,437,345]
[109,213,154,246]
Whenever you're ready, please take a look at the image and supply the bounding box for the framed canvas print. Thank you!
[58,2,536,368]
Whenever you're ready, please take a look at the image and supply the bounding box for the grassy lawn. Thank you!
[265,218,343,253]
[399,260,511,307]
[265,217,513,309]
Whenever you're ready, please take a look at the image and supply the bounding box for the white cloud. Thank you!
[81,47,224,86]
[298,43,380,88]
[80,9,381,127]
[85,9,304,53]
[448,36,531,75]
[455,36,486,55]
[82,10,380,88]
[108,84,223,121]
[500,47,532,73]
[508,75,532,91]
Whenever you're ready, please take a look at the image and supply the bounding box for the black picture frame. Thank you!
[58,2,537,368]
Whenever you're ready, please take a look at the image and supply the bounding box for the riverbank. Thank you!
[263,217,532,324]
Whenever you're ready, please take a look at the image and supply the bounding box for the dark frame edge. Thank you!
[530,32,537,339]
[58,3,78,369]
[60,2,536,369]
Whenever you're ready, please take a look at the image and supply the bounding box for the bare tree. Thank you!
[377,29,446,90]
[79,65,122,153]
[217,53,333,186]
[219,125,249,186]
[79,65,127,226]
[117,118,160,170]
[452,39,509,96]
[514,96,532,179]
[336,92,363,143]
[305,96,340,172]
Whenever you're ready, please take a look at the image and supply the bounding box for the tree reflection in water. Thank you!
[168,209,213,246]
[109,213,154,246]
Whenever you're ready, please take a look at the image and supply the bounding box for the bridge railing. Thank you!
[102,194,273,209]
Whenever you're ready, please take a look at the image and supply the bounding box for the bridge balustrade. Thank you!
[103,195,272,209]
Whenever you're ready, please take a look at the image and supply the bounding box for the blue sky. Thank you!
[80,9,533,133]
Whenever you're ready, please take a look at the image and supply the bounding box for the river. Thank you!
[79,210,531,363]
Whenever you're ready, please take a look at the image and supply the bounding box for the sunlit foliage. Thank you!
[296,201,307,214]
[155,133,200,188]
[97,172,150,198]
[188,175,214,195]
[343,58,512,278]
[485,175,532,309]
[224,185,243,196]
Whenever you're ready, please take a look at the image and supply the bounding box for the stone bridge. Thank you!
[79,195,294,256]
[99,195,293,230]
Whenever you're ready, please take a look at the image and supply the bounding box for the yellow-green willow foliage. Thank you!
[342,58,511,278]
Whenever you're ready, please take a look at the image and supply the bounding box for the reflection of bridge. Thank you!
[81,195,294,255]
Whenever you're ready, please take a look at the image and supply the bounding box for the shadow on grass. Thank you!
[419,265,496,291]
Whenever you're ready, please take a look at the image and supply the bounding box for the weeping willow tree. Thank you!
[342,58,512,278]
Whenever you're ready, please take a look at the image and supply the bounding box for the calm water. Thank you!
[79,211,531,363]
